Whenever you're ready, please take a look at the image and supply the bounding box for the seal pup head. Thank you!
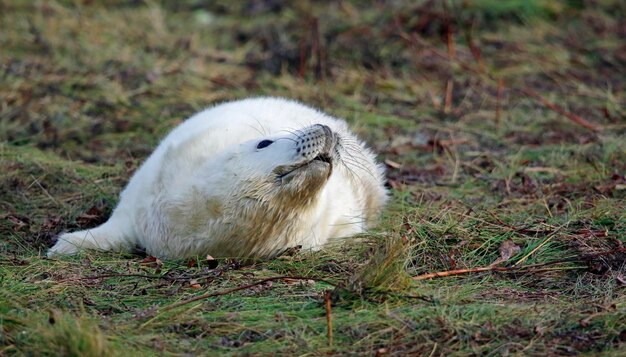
[230,123,338,210]
[200,122,377,258]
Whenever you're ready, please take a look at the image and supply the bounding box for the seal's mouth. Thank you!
[274,153,333,183]
[313,153,332,164]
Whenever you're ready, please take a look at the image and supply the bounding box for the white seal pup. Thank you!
[47,97,387,259]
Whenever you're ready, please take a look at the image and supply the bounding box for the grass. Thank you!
[1,0,625,355]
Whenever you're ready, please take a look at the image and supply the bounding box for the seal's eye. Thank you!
[256,140,274,149]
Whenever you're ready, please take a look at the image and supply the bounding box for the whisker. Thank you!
[247,115,271,137]
[336,153,361,183]
[336,148,369,182]
[336,141,380,182]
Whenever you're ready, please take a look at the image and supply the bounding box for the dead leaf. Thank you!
[499,240,522,261]
[447,249,457,269]
[140,256,157,264]
[490,240,521,267]
[140,256,163,273]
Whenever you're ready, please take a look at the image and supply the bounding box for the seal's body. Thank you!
[48,98,387,259]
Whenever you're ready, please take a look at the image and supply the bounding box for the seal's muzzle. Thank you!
[295,124,336,163]
[273,124,336,183]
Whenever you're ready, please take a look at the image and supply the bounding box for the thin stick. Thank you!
[446,21,456,59]
[516,87,602,132]
[325,290,333,347]
[444,79,454,113]
[413,264,587,281]
[30,174,63,207]
[413,266,507,280]
[466,25,484,72]
[512,226,563,267]
[413,248,626,281]
[443,0,456,59]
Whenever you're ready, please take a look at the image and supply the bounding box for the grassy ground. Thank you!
[1,0,625,355]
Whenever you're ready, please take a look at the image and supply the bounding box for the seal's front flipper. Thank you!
[47,223,133,258]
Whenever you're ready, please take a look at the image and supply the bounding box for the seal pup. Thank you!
[47,97,387,259]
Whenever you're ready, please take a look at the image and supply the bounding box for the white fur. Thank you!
[48,97,387,259]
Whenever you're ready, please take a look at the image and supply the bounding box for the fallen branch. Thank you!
[413,266,511,280]
[413,247,626,281]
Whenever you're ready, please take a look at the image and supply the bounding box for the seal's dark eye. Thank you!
[256,140,274,149]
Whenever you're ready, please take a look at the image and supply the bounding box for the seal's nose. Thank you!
[313,124,335,152]
[295,124,335,162]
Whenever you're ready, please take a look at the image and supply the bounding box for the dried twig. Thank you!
[516,87,602,132]
[444,79,454,114]
[466,24,484,72]
[324,290,333,347]
[445,21,456,59]
[413,248,626,281]
[413,266,510,280]
[511,226,563,267]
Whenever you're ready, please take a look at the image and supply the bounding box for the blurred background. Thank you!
[2,0,623,164]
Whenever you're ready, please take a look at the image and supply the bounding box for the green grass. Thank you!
[1,0,625,355]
